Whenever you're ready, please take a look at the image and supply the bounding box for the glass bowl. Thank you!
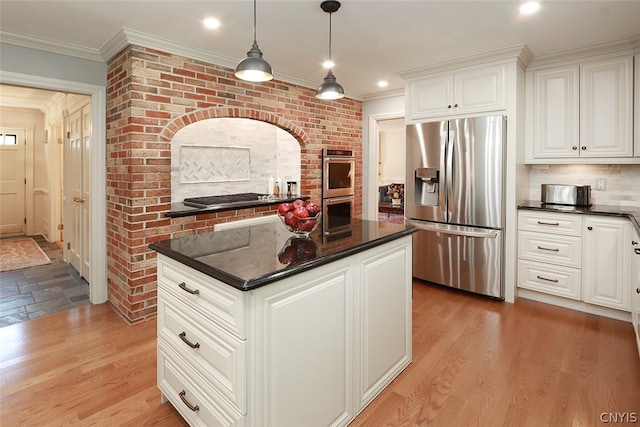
[278,212,321,238]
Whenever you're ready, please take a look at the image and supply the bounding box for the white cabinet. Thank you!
[580,57,633,158]
[517,211,633,316]
[517,211,582,299]
[526,55,634,161]
[528,67,579,158]
[156,235,413,427]
[582,216,631,311]
[635,54,640,158]
[631,227,640,356]
[406,63,505,121]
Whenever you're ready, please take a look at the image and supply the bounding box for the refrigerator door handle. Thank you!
[406,220,498,238]
[445,127,454,222]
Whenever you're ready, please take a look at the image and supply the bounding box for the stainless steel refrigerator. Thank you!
[405,115,505,299]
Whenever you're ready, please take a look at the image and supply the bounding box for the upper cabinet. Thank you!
[405,63,506,121]
[526,54,634,162]
[636,54,640,158]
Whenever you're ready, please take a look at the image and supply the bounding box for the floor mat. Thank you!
[0,238,52,272]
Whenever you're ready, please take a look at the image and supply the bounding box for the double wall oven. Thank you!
[322,149,355,234]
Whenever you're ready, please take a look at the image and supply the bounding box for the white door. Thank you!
[63,105,91,278]
[0,128,26,236]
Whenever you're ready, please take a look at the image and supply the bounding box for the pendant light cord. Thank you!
[328,11,333,66]
[253,0,258,43]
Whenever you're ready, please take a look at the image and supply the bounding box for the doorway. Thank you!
[0,73,107,305]
[0,128,26,236]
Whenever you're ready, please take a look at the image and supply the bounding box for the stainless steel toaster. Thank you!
[541,184,591,207]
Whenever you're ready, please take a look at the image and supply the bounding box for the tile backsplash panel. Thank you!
[529,164,640,207]
[171,118,301,202]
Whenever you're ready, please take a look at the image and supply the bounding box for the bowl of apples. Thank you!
[277,199,322,238]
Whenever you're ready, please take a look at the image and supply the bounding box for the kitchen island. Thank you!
[149,219,416,426]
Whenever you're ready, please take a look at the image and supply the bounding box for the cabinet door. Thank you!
[454,64,505,115]
[580,57,633,157]
[582,217,631,310]
[357,239,412,410]
[635,54,640,158]
[531,67,579,158]
[632,229,640,355]
[252,265,354,427]
[408,74,454,120]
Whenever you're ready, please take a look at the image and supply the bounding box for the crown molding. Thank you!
[398,44,529,80]
[526,37,638,69]
[362,88,404,102]
[0,31,103,62]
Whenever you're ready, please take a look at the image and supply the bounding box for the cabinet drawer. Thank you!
[157,255,246,339]
[158,343,244,427]
[518,231,581,267]
[517,259,581,300]
[518,211,582,236]
[158,291,246,413]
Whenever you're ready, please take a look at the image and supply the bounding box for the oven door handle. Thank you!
[406,220,499,238]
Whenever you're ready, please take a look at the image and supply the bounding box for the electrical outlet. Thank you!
[595,177,607,191]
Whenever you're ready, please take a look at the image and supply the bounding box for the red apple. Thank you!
[278,246,297,264]
[293,206,309,219]
[292,199,306,209]
[305,202,320,216]
[278,203,291,215]
[284,211,297,227]
[298,218,315,232]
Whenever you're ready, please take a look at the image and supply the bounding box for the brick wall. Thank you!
[106,45,363,323]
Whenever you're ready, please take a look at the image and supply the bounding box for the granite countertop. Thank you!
[149,219,417,291]
[518,200,640,235]
[165,195,309,218]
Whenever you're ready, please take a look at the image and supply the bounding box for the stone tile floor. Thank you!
[0,235,89,327]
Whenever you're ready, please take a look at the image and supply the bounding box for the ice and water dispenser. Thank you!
[413,167,439,206]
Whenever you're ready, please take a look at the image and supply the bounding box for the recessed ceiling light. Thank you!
[519,1,540,15]
[203,17,221,29]
[377,81,388,88]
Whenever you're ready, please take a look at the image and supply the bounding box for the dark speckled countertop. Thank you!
[518,201,640,235]
[165,195,309,218]
[149,219,417,291]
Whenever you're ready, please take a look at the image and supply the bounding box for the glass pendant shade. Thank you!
[235,0,273,83]
[235,41,273,82]
[316,70,344,100]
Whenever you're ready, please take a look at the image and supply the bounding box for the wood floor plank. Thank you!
[1,281,638,426]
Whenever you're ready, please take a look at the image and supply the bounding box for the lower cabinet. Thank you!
[517,211,632,315]
[582,216,631,311]
[156,235,413,427]
[631,228,640,357]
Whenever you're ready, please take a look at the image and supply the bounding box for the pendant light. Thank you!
[235,0,273,82]
[316,1,345,100]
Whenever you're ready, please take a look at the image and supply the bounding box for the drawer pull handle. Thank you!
[636,288,640,294]
[537,275,558,283]
[632,241,638,245]
[537,246,559,252]
[178,282,199,295]
[635,248,640,255]
[537,221,559,226]
[179,332,200,349]
[179,390,199,412]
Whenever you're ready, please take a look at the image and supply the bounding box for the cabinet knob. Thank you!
[637,288,640,294]
[581,146,587,150]
[587,226,593,231]
[572,146,578,150]
[632,241,638,245]
[454,103,459,108]
[447,105,452,109]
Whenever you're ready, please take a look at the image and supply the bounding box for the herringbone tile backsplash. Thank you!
[529,164,640,207]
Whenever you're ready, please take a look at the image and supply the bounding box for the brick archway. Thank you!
[159,107,311,147]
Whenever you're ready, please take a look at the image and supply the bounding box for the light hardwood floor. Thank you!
[1,281,638,426]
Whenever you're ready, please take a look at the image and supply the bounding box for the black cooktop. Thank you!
[183,193,271,208]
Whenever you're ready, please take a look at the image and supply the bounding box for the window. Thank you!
[0,133,17,145]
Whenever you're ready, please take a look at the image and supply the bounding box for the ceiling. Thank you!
[1,0,639,103]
